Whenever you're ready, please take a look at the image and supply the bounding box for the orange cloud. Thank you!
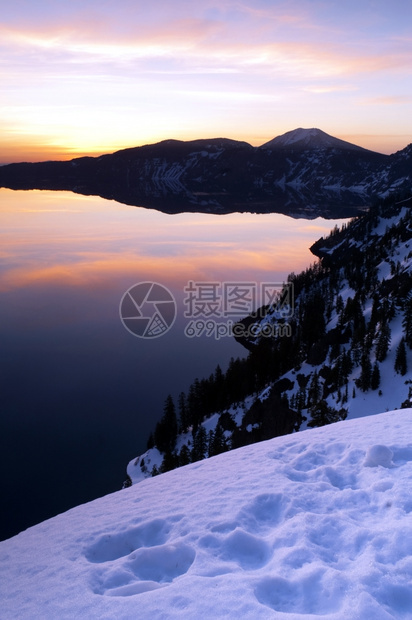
[0,15,222,57]
[1,2,411,160]
[0,135,100,164]
[3,12,409,80]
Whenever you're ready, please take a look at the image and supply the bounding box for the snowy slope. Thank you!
[246,196,412,424]
[130,197,412,484]
[1,409,411,619]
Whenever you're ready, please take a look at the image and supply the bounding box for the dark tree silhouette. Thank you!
[402,296,412,349]
[375,322,391,362]
[395,338,408,375]
[308,400,347,427]
[154,394,178,453]
[371,362,381,390]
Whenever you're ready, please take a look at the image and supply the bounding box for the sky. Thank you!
[1,0,412,163]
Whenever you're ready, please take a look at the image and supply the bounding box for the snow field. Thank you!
[0,409,411,619]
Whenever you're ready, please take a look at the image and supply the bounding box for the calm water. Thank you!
[0,189,345,540]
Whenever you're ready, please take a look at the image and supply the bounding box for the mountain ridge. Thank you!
[1,128,410,219]
[260,127,373,152]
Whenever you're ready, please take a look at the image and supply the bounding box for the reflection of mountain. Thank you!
[1,128,411,218]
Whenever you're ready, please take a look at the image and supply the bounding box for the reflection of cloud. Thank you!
[0,247,296,293]
[0,190,347,300]
[0,233,314,294]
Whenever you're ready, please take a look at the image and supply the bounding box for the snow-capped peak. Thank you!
[261,128,367,151]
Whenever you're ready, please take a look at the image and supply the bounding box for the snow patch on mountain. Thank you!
[261,128,368,152]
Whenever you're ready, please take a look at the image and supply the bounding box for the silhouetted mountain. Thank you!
[260,127,370,151]
[1,129,411,218]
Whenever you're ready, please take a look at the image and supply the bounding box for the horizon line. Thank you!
[1,129,410,165]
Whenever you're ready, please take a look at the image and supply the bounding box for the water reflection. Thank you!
[1,189,337,290]
[0,189,346,540]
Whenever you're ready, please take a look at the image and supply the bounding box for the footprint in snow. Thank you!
[84,517,172,563]
[85,515,195,597]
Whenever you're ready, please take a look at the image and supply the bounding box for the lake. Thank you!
[0,188,346,540]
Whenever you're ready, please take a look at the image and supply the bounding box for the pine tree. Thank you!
[301,292,326,348]
[160,450,177,473]
[342,381,349,404]
[336,294,344,314]
[296,373,309,411]
[357,352,372,392]
[375,322,391,362]
[308,371,321,407]
[340,350,353,381]
[371,362,381,390]
[178,392,189,433]
[395,338,408,375]
[352,296,366,343]
[369,295,380,333]
[191,425,207,462]
[207,430,214,458]
[213,364,226,410]
[209,424,226,457]
[154,394,178,453]
[307,400,347,427]
[402,296,412,349]
[187,379,203,433]
[380,298,393,323]
[178,444,191,466]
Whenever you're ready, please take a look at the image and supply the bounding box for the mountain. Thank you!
[261,127,370,151]
[0,129,410,218]
[129,190,412,481]
[0,409,411,619]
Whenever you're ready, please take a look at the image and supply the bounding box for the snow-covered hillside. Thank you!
[130,194,412,483]
[1,409,411,619]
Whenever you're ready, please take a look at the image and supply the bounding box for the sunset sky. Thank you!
[1,0,412,163]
